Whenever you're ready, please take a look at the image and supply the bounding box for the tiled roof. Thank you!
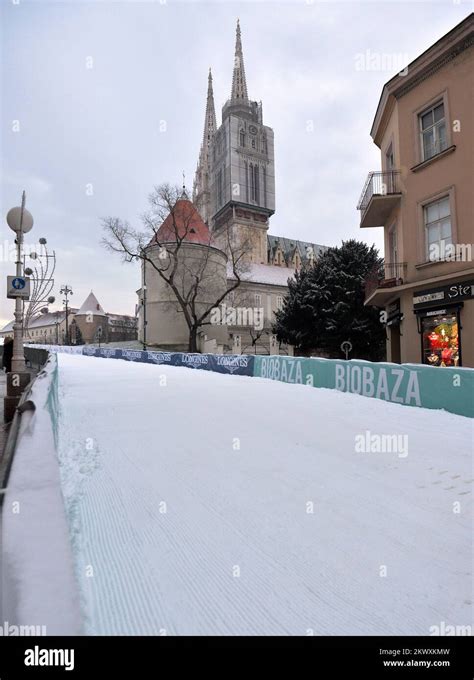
[150,198,212,247]
[267,234,328,264]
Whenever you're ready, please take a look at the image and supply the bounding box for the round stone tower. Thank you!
[138,194,228,351]
[74,291,108,344]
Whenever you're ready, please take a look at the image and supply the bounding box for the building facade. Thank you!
[0,291,137,345]
[358,14,474,368]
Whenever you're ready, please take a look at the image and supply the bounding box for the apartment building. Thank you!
[358,14,473,367]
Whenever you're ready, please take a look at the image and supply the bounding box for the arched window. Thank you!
[252,164,259,203]
[244,161,249,202]
[251,138,256,149]
[240,129,245,147]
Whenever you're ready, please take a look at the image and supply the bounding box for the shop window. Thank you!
[421,312,460,367]
[419,101,446,161]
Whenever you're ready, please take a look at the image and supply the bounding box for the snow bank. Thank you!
[1,354,82,635]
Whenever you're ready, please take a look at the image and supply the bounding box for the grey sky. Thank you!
[1,0,470,327]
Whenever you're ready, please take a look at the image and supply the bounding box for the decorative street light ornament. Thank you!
[6,206,34,234]
[24,267,33,276]
[39,237,47,245]
[48,296,55,304]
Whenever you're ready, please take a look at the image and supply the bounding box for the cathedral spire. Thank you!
[231,19,248,101]
[202,67,217,152]
[193,68,217,224]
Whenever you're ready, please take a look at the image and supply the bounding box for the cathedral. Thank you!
[138,20,327,355]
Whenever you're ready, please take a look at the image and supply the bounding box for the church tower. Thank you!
[208,20,275,263]
[193,69,217,225]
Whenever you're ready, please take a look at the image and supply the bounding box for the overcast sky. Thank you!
[0,0,470,327]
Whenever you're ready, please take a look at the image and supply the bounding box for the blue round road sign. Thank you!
[12,277,26,289]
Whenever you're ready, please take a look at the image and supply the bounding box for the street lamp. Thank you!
[60,285,73,345]
[6,191,33,373]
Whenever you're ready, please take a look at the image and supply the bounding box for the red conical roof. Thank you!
[150,198,212,246]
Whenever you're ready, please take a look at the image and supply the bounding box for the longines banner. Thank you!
[91,347,255,376]
[253,355,474,418]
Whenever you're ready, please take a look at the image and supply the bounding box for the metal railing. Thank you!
[357,171,401,213]
[364,262,407,299]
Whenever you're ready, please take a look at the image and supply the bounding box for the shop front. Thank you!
[413,280,473,368]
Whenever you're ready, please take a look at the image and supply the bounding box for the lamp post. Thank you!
[141,253,147,350]
[60,285,73,345]
[6,192,33,372]
[4,192,34,421]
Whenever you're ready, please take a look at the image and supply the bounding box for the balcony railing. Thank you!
[364,262,407,300]
[357,171,402,228]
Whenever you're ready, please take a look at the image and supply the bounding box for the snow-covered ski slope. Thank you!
[56,353,472,635]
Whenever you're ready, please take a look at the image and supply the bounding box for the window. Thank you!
[419,101,446,161]
[217,167,224,207]
[276,295,284,311]
[385,143,394,171]
[254,293,261,306]
[240,129,245,147]
[388,223,398,264]
[251,138,256,149]
[424,196,452,261]
[250,164,259,203]
[262,167,267,208]
[244,161,249,202]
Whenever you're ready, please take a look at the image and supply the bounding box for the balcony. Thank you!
[364,262,407,304]
[357,171,402,228]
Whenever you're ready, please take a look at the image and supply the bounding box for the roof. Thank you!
[1,320,14,333]
[267,234,329,264]
[1,310,70,333]
[75,291,106,317]
[227,263,294,287]
[150,197,213,247]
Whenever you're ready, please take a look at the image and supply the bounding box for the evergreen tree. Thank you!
[274,240,386,360]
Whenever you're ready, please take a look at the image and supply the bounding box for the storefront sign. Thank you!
[386,299,403,326]
[413,280,474,309]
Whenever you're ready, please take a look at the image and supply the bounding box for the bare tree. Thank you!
[102,183,251,352]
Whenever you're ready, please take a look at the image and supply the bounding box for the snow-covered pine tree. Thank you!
[274,239,386,360]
